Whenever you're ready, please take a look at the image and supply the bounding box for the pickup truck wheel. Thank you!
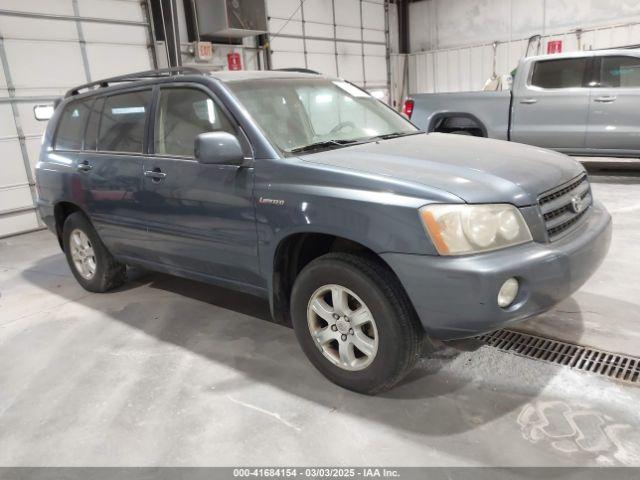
[450,130,473,136]
[290,253,423,395]
[62,212,126,293]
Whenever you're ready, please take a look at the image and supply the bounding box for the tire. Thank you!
[290,252,423,395]
[62,212,126,292]
[450,130,474,136]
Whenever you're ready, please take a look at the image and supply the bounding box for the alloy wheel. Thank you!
[306,284,379,371]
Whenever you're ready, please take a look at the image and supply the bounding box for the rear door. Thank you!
[139,85,261,288]
[511,56,592,151]
[78,89,152,257]
[586,54,640,154]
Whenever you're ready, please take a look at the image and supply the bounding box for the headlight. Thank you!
[419,204,532,255]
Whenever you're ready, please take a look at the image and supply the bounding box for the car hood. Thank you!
[300,133,585,206]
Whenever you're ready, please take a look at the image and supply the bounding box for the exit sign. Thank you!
[195,41,213,62]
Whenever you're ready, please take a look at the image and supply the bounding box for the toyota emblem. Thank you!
[570,196,583,214]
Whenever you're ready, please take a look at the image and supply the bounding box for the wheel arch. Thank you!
[269,231,409,326]
[53,201,89,249]
[428,112,488,137]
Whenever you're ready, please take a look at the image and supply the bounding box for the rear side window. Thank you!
[530,58,588,89]
[98,90,151,153]
[55,101,91,150]
[599,56,640,88]
[154,88,235,157]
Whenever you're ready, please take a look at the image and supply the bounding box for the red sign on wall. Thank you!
[547,40,563,54]
[227,52,242,71]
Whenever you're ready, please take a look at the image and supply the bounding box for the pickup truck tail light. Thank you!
[402,99,414,118]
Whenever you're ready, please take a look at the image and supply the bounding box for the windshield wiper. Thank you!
[289,139,359,153]
[374,131,422,140]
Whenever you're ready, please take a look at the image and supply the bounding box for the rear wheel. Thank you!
[450,130,474,136]
[62,212,126,292]
[290,253,423,395]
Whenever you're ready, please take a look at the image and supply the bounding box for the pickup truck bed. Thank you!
[407,49,640,158]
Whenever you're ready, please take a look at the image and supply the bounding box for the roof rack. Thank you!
[65,66,206,97]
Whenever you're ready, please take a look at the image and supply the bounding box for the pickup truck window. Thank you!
[598,56,640,88]
[227,77,416,153]
[97,90,151,154]
[154,88,235,157]
[530,58,588,89]
[54,100,91,151]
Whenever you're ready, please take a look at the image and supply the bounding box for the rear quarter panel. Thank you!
[35,102,78,232]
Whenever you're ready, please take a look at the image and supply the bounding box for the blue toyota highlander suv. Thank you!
[36,67,612,394]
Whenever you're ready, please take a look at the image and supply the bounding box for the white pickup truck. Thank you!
[405,49,640,157]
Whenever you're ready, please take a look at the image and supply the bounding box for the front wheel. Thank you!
[290,253,423,395]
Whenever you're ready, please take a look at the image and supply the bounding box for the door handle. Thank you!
[77,161,92,172]
[144,168,167,182]
[594,96,617,103]
[520,98,538,104]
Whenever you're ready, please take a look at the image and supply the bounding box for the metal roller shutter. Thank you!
[0,0,155,237]
[267,0,390,96]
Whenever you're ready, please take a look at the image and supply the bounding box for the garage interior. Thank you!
[1,0,640,469]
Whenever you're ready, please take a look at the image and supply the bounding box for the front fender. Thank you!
[254,158,450,282]
[256,184,439,277]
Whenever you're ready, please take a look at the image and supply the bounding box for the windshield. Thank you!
[226,77,418,153]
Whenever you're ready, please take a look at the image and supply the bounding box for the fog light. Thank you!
[498,278,519,308]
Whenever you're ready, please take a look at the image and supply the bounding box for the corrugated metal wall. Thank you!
[407,22,640,94]
[267,0,389,91]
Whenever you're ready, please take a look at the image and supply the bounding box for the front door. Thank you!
[511,56,592,151]
[140,85,261,288]
[586,54,640,154]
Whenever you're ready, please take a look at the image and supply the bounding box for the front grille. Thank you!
[538,174,592,241]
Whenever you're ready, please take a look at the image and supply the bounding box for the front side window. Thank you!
[227,78,417,153]
[55,100,91,150]
[154,88,235,157]
[599,56,640,88]
[98,90,151,153]
[530,58,588,89]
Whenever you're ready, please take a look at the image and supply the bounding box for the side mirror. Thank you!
[195,132,245,165]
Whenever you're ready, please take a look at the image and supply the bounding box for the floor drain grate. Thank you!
[478,329,640,385]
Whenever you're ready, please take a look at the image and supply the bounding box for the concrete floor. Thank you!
[1,176,639,466]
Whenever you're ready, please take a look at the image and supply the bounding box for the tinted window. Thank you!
[599,56,640,88]
[55,101,91,150]
[98,90,151,153]
[154,88,234,157]
[531,58,587,89]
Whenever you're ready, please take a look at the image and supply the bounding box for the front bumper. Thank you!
[382,199,612,340]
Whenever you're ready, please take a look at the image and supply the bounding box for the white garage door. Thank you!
[267,0,389,93]
[0,0,155,237]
